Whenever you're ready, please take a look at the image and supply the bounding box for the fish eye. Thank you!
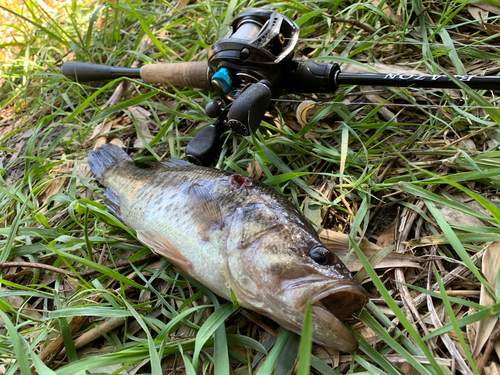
[309,246,334,266]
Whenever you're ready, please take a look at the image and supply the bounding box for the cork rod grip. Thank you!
[140,61,211,90]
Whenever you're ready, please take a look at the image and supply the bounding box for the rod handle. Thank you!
[140,61,211,90]
[60,62,141,81]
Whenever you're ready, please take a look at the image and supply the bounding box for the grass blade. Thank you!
[296,300,313,375]
[192,302,234,370]
[433,266,479,375]
[351,237,443,375]
[424,199,495,298]
[214,323,230,375]
[179,343,197,375]
[0,310,31,375]
[255,329,291,375]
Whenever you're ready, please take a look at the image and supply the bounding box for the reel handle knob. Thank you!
[227,80,272,135]
[186,125,221,166]
[205,101,222,118]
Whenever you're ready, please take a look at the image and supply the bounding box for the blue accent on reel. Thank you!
[212,68,232,93]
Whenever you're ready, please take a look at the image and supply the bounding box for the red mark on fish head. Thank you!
[229,174,253,190]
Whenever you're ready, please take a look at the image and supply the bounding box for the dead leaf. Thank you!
[8,138,27,163]
[371,0,401,25]
[93,121,113,149]
[0,287,42,326]
[319,229,422,272]
[485,362,500,375]
[360,85,398,122]
[129,106,154,149]
[90,120,113,140]
[354,244,395,282]
[481,21,500,36]
[436,205,488,228]
[467,316,478,357]
[76,162,94,200]
[0,123,12,138]
[473,3,500,15]
[436,192,492,228]
[247,161,262,180]
[110,138,125,148]
[38,163,73,209]
[41,179,66,206]
[284,116,301,132]
[76,162,92,181]
[470,3,500,35]
[473,242,500,357]
[377,217,398,247]
[457,138,477,151]
[356,325,380,346]
[469,5,489,21]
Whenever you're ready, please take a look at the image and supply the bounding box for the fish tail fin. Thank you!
[88,143,132,184]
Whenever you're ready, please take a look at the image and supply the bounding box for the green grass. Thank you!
[1,0,500,373]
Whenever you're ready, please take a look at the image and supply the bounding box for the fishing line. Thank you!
[288,38,500,49]
[271,98,500,110]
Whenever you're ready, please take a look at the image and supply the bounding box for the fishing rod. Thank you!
[60,9,500,166]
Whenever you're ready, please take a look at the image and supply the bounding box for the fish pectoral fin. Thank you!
[137,230,192,272]
[187,183,223,241]
[103,187,124,223]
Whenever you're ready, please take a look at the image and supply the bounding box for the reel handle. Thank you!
[185,81,272,165]
[227,81,272,135]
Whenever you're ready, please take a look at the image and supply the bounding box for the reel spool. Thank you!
[208,9,300,99]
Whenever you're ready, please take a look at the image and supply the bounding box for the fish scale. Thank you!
[87,143,368,352]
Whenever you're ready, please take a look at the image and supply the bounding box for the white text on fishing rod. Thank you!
[384,74,476,81]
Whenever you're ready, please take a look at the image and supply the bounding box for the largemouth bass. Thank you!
[87,144,368,352]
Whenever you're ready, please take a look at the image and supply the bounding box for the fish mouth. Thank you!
[311,283,368,321]
[309,283,369,351]
[281,277,369,351]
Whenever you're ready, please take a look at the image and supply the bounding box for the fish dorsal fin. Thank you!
[137,229,192,273]
[158,158,193,168]
[187,183,223,241]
